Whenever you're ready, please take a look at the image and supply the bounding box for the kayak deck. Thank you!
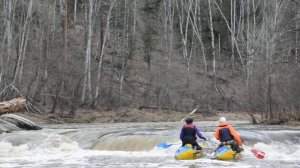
[214,145,243,160]
[175,144,206,160]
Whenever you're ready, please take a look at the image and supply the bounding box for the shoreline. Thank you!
[14,108,256,124]
[9,109,300,126]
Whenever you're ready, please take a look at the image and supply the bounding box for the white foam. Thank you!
[250,141,300,161]
[0,123,299,168]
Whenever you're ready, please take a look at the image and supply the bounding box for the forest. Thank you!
[0,0,299,123]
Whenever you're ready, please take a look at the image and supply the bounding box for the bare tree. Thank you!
[296,1,300,62]
[189,0,207,73]
[94,0,116,106]
[81,0,95,104]
[13,0,34,86]
[230,0,236,71]
[214,0,244,66]
[0,0,298,122]
[175,0,195,87]
[0,0,13,84]
[208,0,216,78]
[74,0,78,25]
[163,0,175,70]
[133,0,137,35]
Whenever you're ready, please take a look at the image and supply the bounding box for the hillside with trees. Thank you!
[0,0,299,124]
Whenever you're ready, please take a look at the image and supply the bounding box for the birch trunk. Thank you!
[64,0,68,61]
[74,0,77,25]
[94,0,116,105]
[214,0,244,66]
[230,0,236,71]
[246,0,250,89]
[175,0,188,60]
[118,0,129,106]
[175,0,193,87]
[208,0,216,77]
[81,0,94,103]
[163,0,175,70]
[296,1,300,61]
[13,0,33,85]
[190,0,207,73]
[6,0,13,69]
[237,0,244,38]
[133,0,136,35]
[0,0,13,84]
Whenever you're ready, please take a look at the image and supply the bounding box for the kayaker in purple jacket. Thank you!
[180,117,207,150]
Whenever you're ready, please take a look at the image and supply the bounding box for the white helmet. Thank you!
[219,117,227,123]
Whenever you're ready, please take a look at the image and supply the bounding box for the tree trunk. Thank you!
[74,0,77,25]
[81,0,94,104]
[64,0,68,61]
[190,1,207,73]
[133,0,136,35]
[13,0,34,86]
[214,0,244,66]
[93,0,116,106]
[230,0,235,72]
[0,97,27,114]
[296,1,300,62]
[1,0,13,84]
[118,0,129,106]
[175,0,193,87]
[208,0,216,86]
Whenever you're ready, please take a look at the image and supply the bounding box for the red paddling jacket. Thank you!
[215,122,243,146]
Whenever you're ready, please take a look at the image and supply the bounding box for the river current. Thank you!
[0,121,299,168]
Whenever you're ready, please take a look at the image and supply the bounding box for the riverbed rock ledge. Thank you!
[0,114,42,133]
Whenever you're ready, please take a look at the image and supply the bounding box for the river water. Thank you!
[0,121,299,168]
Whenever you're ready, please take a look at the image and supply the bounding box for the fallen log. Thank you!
[0,97,27,114]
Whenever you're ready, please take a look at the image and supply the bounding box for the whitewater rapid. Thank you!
[0,121,299,168]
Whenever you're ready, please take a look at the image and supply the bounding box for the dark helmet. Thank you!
[185,117,193,124]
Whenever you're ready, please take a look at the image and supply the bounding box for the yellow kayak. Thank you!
[175,144,206,160]
[214,145,242,160]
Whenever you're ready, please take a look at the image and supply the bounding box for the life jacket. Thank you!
[219,126,234,142]
[182,124,196,141]
[214,122,243,146]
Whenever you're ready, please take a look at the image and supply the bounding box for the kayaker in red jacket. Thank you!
[215,117,244,153]
[180,117,207,150]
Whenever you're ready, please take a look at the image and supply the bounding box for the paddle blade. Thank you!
[156,143,173,149]
[251,148,265,159]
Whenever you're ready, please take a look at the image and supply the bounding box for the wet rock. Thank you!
[0,114,42,130]
[0,118,21,132]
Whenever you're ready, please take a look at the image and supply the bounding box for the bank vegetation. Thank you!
[0,0,299,124]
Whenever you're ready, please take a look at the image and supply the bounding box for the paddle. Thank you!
[156,142,181,149]
[250,148,265,159]
[158,105,201,150]
[156,140,209,150]
[180,105,199,122]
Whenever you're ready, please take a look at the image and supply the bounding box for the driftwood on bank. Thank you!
[0,97,27,114]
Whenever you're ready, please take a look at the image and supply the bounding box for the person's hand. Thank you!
[203,137,208,141]
[239,145,244,151]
